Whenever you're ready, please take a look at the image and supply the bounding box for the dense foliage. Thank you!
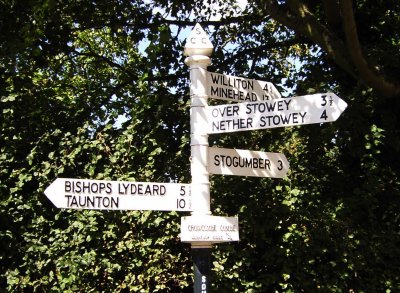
[1,0,399,291]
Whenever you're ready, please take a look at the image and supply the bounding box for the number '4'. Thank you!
[320,110,328,120]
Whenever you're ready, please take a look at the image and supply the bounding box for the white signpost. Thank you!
[45,178,192,211]
[207,71,281,102]
[208,93,348,134]
[184,24,216,293]
[208,147,289,178]
[181,215,239,243]
[44,23,348,293]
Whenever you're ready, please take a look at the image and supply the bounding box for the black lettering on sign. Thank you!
[210,73,219,84]
[65,194,119,209]
[220,224,237,232]
[210,73,254,90]
[320,110,328,120]
[259,112,307,127]
[187,225,216,232]
[214,155,220,166]
[321,94,327,106]
[211,105,239,118]
[277,160,283,171]
[321,94,333,107]
[117,183,166,196]
[201,276,207,293]
[65,181,72,192]
[212,118,253,132]
[177,199,186,209]
[213,155,273,170]
[210,86,219,97]
[64,180,112,194]
[246,99,291,114]
[210,86,258,101]
[262,93,271,100]
[263,83,271,92]
[180,186,186,196]
[265,159,271,170]
[252,158,259,168]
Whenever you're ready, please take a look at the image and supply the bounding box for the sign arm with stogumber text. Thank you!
[208,147,289,178]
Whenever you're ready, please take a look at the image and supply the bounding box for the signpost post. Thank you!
[184,23,214,293]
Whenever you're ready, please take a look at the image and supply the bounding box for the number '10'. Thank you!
[177,186,188,209]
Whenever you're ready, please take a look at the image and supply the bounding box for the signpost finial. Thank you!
[184,23,214,56]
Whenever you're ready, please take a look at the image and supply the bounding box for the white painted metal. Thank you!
[207,71,281,101]
[184,23,214,248]
[186,58,211,217]
[44,178,192,211]
[181,215,239,243]
[208,93,348,134]
[185,27,212,214]
[184,23,213,57]
[208,147,289,178]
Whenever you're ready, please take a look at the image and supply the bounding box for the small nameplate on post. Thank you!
[180,215,239,243]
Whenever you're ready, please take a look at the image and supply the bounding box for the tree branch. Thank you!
[218,36,308,68]
[262,0,357,79]
[340,0,400,98]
